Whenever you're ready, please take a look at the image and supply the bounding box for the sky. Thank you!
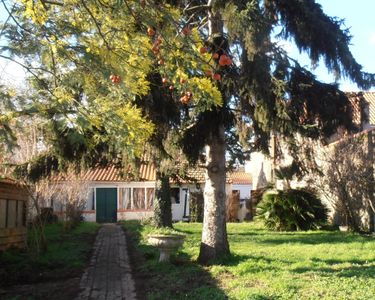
[290,0,375,91]
[0,0,374,91]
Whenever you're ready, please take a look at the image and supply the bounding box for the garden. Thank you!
[124,220,375,300]
[0,222,99,300]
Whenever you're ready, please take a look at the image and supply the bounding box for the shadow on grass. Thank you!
[258,230,372,245]
[122,220,229,300]
[219,253,277,266]
[292,257,375,279]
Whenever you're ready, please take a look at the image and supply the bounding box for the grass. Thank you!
[123,220,375,300]
[0,222,100,287]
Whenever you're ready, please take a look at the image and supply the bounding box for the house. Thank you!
[0,178,28,250]
[230,170,253,221]
[244,92,375,230]
[53,164,252,223]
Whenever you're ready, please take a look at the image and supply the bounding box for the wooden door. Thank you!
[96,188,117,223]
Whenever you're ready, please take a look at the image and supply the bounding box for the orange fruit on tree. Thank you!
[212,53,219,59]
[213,73,221,81]
[147,27,155,36]
[180,95,189,104]
[199,47,207,54]
[219,54,230,66]
[182,27,191,36]
[152,45,159,54]
[158,59,165,65]
[180,78,186,84]
[162,77,168,84]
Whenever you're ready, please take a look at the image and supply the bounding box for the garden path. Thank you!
[77,224,137,300]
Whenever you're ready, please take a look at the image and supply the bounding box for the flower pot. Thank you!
[148,234,185,262]
[339,225,349,232]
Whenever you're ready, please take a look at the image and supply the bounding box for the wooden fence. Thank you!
[0,179,28,250]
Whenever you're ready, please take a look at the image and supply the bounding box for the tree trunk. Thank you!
[198,125,230,264]
[197,0,230,264]
[153,171,172,228]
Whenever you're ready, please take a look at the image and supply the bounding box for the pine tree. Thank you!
[177,0,375,263]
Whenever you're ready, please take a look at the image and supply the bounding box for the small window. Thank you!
[146,188,155,210]
[92,189,95,210]
[171,188,180,204]
[86,188,95,210]
[119,188,131,210]
[133,188,145,209]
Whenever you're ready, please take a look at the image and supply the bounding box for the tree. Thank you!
[180,0,375,263]
[1,0,220,229]
[1,0,375,264]
[281,129,375,232]
[322,134,374,232]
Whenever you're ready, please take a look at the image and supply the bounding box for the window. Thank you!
[171,188,180,204]
[146,188,155,210]
[86,188,95,210]
[118,187,154,210]
[133,188,145,209]
[119,188,131,210]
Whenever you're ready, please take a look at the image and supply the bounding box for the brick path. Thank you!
[77,224,137,300]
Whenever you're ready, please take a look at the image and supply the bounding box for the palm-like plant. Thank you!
[256,189,328,231]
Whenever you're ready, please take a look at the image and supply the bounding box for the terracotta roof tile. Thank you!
[56,165,249,184]
[229,171,252,185]
[348,95,363,125]
[185,168,205,183]
[57,163,156,182]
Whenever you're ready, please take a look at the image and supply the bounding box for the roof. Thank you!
[56,164,251,185]
[57,163,156,182]
[327,127,375,148]
[347,93,364,125]
[229,171,252,185]
[363,92,375,125]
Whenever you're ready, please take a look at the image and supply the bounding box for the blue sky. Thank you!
[291,0,375,91]
[0,1,374,91]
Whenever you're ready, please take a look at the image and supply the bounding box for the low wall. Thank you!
[117,211,154,221]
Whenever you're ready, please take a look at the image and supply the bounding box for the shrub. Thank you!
[64,202,84,231]
[256,188,328,231]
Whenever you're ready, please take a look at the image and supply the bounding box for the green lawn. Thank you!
[0,222,100,287]
[123,221,375,300]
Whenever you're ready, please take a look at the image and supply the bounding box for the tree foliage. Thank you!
[1,0,375,261]
[317,134,374,232]
[2,0,374,168]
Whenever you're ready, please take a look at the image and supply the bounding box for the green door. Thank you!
[96,188,117,223]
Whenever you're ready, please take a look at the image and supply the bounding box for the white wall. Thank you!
[245,152,273,189]
[232,184,252,199]
[82,212,96,222]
